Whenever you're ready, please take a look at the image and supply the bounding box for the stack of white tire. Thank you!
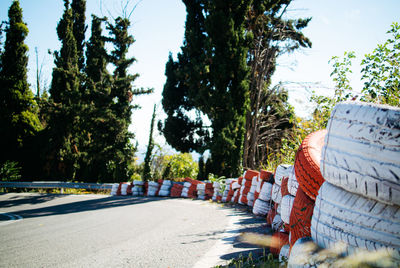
[120,183,130,196]
[221,179,233,202]
[147,181,159,196]
[197,183,206,199]
[246,176,258,206]
[283,102,400,265]
[252,181,273,216]
[158,180,172,196]
[181,181,191,198]
[212,182,221,201]
[132,181,144,196]
[270,165,292,231]
[110,183,119,196]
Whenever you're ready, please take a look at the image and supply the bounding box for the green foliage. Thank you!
[361,22,400,106]
[71,0,87,71]
[0,161,21,181]
[310,51,355,128]
[0,0,42,167]
[45,0,82,180]
[161,0,252,177]
[214,251,282,268]
[142,104,156,181]
[161,153,198,179]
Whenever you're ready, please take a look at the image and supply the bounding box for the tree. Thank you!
[243,0,311,169]
[161,153,198,179]
[0,0,41,167]
[161,0,252,177]
[105,16,153,180]
[361,22,400,106]
[161,0,311,175]
[71,0,87,71]
[79,14,115,181]
[45,0,82,179]
[142,104,156,181]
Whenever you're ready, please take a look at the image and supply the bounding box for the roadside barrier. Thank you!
[6,102,396,265]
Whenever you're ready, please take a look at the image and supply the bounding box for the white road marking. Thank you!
[0,212,23,226]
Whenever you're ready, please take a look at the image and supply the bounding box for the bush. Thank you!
[0,161,22,181]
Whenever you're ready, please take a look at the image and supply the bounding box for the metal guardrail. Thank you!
[0,181,114,191]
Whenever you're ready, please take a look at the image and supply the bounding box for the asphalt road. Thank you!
[0,193,268,268]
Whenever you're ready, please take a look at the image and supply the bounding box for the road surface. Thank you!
[0,193,268,268]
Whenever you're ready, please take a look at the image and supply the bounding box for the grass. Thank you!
[215,250,285,268]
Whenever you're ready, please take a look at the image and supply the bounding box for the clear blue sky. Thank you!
[1,0,399,161]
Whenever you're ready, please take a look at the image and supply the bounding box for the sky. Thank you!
[1,0,399,161]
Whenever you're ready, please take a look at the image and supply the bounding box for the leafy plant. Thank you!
[361,22,400,106]
[0,161,22,181]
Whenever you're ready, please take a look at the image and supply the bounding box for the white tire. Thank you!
[160,185,171,191]
[279,244,290,262]
[287,237,317,268]
[277,203,281,215]
[162,180,172,186]
[321,101,400,205]
[158,190,170,197]
[247,192,254,202]
[259,182,273,201]
[281,195,295,224]
[272,214,284,231]
[271,183,282,204]
[288,167,299,196]
[197,184,205,190]
[147,190,156,196]
[183,182,191,188]
[274,164,293,185]
[148,181,158,187]
[197,190,205,195]
[134,180,144,186]
[232,181,241,190]
[249,185,257,194]
[311,181,400,257]
[252,198,272,216]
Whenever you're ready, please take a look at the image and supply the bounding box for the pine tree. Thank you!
[0,0,41,166]
[142,104,156,181]
[45,0,82,179]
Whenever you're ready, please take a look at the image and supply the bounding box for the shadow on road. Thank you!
[0,194,166,219]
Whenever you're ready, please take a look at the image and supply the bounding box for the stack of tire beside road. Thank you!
[106,102,399,264]
[288,102,400,266]
[239,170,259,206]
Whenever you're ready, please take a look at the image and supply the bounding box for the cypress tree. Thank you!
[45,0,82,180]
[71,0,87,71]
[106,16,153,180]
[80,15,114,181]
[142,104,156,181]
[0,0,41,166]
[161,0,251,177]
